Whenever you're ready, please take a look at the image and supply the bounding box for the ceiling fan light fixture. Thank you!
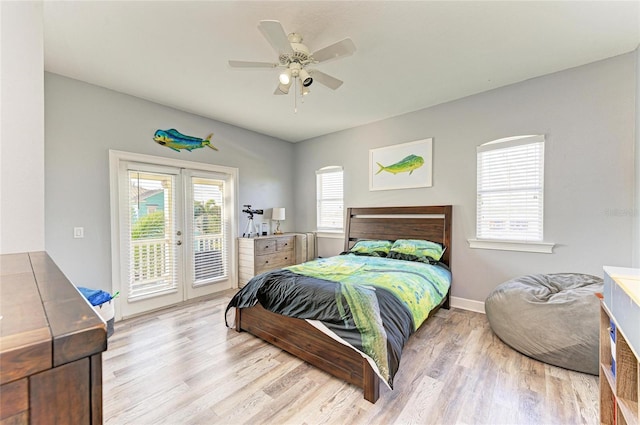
[301,81,311,96]
[299,69,313,87]
[277,81,291,94]
[278,68,291,84]
[279,69,291,85]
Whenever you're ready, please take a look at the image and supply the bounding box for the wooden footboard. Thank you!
[234,292,449,403]
[235,304,380,403]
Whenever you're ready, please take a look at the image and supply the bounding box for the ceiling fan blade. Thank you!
[228,60,278,68]
[258,20,293,56]
[312,38,356,63]
[309,70,343,90]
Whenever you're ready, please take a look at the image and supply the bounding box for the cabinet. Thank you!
[237,234,296,287]
[0,252,107,424]
[600,267,640,425]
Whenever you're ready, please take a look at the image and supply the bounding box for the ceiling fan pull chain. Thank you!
[294,77,298,113]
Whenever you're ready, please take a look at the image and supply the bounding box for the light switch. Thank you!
[74,227,84,238]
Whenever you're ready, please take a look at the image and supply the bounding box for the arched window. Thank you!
[476,135,545,242]
[316,166,344,231]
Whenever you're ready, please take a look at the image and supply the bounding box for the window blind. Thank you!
[316,166,344,231]
[477,135,545,241]
[191,176,227,286]
[127,170,178,300]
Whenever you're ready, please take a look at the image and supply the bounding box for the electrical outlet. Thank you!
[74,227,84,238]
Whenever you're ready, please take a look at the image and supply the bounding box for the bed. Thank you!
[226,205,452,403]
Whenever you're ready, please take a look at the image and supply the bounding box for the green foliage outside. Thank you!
[131,211,165,240]
[129,199,221,240]
[194,200,221,234]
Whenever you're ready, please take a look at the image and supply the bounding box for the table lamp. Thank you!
[272,208,285,234]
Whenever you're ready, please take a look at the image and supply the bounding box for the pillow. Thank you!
[346,240,393,257]
[388,239,445,263]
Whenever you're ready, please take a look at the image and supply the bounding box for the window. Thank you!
[472,135,552,252]
[316,166,344,232]
[190,175,227,285]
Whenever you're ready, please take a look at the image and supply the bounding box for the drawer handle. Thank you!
[265,260,269,264]
[265,245,269,249]
[284,257,288,260]
[284,243,288,246]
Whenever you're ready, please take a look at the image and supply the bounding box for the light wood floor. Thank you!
[103,291,599,425]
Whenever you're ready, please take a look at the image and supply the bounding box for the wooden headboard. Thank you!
[344,205,452,266]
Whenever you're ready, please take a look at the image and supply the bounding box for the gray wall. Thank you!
[635,47,640,268]
[45,73,295,292]
[294,52,637,304]
[1,2,45,254]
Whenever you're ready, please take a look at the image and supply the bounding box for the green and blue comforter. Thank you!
[226,254,451,387]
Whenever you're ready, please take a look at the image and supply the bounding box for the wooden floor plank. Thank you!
[393,375,444,424]
[103,292,599,425]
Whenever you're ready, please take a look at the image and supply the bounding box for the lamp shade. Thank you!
[272,208,286,221]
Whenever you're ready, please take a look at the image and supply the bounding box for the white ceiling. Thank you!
[43,1,640,143]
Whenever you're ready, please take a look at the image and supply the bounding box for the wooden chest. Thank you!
[0,252,107,424]
[237,235,295,287]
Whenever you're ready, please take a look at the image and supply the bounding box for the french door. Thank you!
[110,151,237,319]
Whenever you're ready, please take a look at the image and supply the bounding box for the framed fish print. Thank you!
[369,138,433,191]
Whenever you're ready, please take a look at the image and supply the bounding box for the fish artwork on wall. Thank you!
[153,129,219,152]
[370,138,432,191]
[375,154,424,175]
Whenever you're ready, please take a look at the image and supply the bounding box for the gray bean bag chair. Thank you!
[485,273,603,375]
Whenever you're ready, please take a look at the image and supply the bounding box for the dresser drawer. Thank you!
[255,251,294,273]
[255,239,276,255]
[276,236,294,252]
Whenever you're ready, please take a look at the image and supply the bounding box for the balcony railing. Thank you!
[130,237,173,298]
[194,233,223,252]
[194,233,225,283]
[130,234,225,298]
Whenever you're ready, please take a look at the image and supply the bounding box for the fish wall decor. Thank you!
[153,129,218,152]
[369,138,433,191]
[375,154,424,175]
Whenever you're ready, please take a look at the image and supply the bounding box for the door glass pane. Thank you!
[192,177,227,286]
[127,171,178,299]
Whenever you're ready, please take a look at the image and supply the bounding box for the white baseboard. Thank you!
[450,296,485,314]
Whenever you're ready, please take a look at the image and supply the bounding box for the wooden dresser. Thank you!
[0,252,107,425]
[237,234,296,288]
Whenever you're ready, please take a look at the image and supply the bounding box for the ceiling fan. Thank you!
[229,20,356,97]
